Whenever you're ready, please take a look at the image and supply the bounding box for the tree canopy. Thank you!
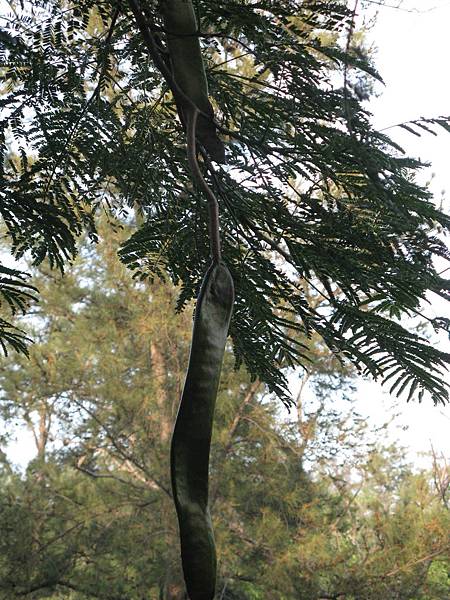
[1,0,449,403]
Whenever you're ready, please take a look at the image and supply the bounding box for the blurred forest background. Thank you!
[0,225,448,600]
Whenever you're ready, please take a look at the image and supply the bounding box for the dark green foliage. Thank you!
[1,0,449,403]
[0,265,37,354]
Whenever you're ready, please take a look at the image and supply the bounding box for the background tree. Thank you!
[0,0,449,403]
[0,227,448,600]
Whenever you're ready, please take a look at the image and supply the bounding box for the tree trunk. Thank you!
[150,341,172,444]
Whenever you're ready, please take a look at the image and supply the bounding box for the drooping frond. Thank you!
[0,265,37,355]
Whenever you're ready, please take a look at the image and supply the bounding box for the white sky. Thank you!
[3,0,450,468]
[352,0,450,464]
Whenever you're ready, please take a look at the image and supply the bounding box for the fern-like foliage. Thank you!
[0,265,37,355]
[386,116,450,138]
[1,0,449,404]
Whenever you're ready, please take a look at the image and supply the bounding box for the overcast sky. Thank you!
[352,0,450,464]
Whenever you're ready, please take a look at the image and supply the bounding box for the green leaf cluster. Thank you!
[0,264,37,354]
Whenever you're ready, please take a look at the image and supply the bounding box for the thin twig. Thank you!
[343,0,359,135]
[187,109,221,263]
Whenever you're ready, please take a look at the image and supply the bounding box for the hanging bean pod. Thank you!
[170,262,234,600]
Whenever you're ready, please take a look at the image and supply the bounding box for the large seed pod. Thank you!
[170,262,234,600]
[161,0,225,163]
